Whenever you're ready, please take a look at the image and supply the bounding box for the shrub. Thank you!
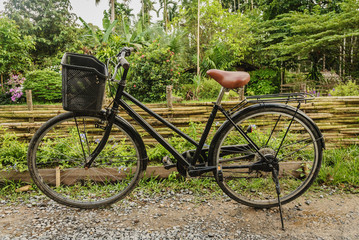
[24,69,62,102]
[329,80,359,96]
[126,41,183,102]
[0,127,28,172]
[198,78,222,100]
[175,83,196,100]
[246,69,280,96]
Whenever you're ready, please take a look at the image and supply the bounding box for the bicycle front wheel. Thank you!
[210,104,323,208]
[28,112,146,209]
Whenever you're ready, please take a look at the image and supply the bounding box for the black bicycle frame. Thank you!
[87,66,282,171]
[118,91,219,169]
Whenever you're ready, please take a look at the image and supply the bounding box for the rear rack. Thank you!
[246,92,314,103]
[228,92,313,115]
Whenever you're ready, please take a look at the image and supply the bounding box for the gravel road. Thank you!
[0,190,358,240]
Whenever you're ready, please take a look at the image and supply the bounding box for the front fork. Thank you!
[83,67,129,168]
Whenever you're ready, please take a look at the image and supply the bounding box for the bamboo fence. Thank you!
[0,96,358,149]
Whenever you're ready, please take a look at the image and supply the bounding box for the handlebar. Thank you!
[116,47,133,70]
[108,47,134,83]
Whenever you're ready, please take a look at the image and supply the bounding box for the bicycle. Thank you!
[27,47,324,229]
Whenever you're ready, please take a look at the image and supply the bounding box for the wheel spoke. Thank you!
[213,106,322,208]
[28,113,144,208]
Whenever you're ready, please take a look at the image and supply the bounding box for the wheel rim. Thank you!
[216,110,320,207]
[30,115,141,207]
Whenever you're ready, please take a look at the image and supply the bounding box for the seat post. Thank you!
[216,87,227,106]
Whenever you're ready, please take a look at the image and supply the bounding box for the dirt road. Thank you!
[0,191,358,239]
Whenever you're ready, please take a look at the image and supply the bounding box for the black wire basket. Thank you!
[61,53,108,112]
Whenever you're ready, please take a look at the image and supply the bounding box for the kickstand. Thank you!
[272,168,285,231]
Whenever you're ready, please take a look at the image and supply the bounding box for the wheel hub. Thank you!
[251,148,279,172]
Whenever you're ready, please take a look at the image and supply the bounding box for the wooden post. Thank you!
[26,90,35,133]
[55,166,61,188]
[26,90,33,111]
[166,85,173,120]
[166,85,173,109]
[300,83,307,93]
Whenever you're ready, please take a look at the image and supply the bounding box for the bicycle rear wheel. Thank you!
[210,104,323,208]
[28,112,146,209]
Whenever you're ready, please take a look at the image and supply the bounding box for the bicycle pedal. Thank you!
[162,156,176,169]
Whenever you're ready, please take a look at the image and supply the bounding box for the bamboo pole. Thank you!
[1,97,359,149]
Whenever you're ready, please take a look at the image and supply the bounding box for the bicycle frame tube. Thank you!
[118,97,191,167]
[122,92,199,147]
[118,91,224,168]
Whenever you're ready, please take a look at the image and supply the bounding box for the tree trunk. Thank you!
[164,0,168,32]
[197,0,200,81]
[280,62,285,93]
[1,73,4,93]
[143,0,146,27]
[343,38,346,77]
[339,45,342,78]
[110,0,115,23]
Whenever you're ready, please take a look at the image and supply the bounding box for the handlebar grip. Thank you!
[117,47,133,58]
[120,57,130,69]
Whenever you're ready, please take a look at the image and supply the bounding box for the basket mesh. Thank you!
[61,53,107,112]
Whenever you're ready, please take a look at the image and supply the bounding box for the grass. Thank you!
[316,146,359,193]
[0,146,358,204]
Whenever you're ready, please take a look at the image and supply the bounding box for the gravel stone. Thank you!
[0,192,358,239]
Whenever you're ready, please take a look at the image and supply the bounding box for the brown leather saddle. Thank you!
[207,69,250,89]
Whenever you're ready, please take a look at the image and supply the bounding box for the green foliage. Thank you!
[23,70,62,102]
[0,15,34,75]
[174,83,196,100]
[316,146,359,192]
[197,78,222,100]
[126,41,183,102]
[246,69,280,96]
[0,127,28,172]
[4,0,81,67]
[261,1,359,68]
[329,81,359,96]
[199,0,254,71]
[79,16,119,48]
[0,180,36,200]
[173,0,254,73]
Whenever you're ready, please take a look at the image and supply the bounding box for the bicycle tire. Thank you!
[28,111,147,209]
[209,103,323,208]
